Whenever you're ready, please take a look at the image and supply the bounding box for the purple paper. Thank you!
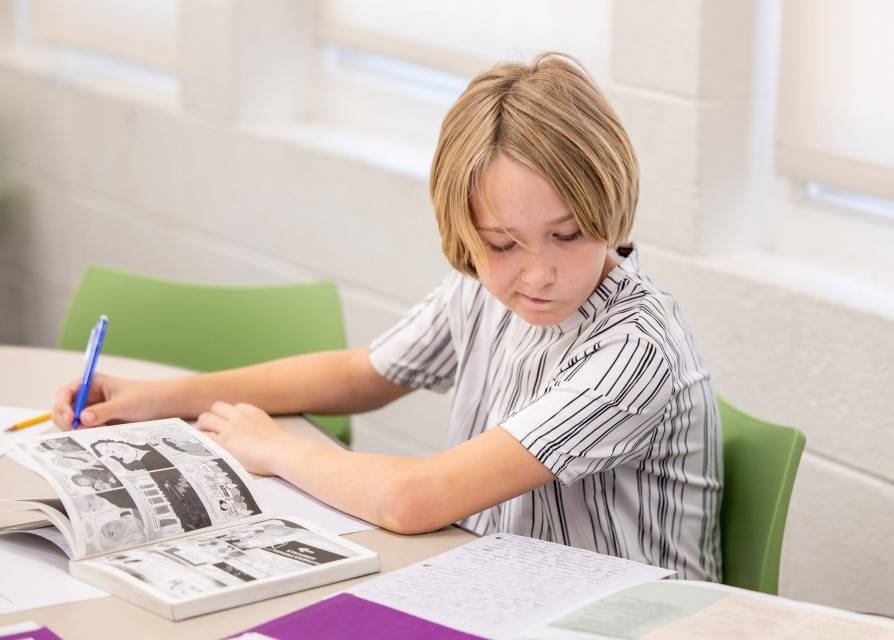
[0,627,63,640]
[227,593,485,640]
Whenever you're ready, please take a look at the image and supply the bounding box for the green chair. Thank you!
[58,264,351,444]
[718,395,806,595]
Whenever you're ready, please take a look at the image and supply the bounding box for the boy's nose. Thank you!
[520,252,556,289]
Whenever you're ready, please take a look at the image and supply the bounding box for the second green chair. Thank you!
[58,264,351,444]
[718,396,806,595]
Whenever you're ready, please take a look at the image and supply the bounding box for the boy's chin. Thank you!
[510,305,573,327]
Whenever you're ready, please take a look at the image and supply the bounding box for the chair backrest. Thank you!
[718,396,806,594]
[58,264,351,444]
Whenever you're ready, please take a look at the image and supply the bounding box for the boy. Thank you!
[54,52,722,580]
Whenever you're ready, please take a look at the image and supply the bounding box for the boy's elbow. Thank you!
[376,476,453,535]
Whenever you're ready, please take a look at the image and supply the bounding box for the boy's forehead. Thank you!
[471,186,574,232]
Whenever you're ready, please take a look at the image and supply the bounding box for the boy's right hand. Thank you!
[53,374,160,431]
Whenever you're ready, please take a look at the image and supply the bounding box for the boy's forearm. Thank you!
[165,348,407,418]
[269,435,448,534]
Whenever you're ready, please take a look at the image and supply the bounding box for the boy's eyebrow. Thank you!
[475,213,575,232]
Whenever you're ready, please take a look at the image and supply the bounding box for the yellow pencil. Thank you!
[4,411,53,432]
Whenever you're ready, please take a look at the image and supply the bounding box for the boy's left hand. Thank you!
[196,401,295,477]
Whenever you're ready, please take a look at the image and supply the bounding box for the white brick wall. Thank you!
[0,0,891,616]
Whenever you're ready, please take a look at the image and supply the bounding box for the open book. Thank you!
[0,419,379,621]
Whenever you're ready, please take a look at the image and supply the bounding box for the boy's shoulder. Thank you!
[589,246,699,356]
[603,243,675,308]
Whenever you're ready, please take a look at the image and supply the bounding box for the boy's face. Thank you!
[471,154,615,326]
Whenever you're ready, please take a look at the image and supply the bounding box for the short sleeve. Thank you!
[369,275,459,393]
[500,334,674,486]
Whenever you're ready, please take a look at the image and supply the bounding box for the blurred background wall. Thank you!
[1,0,892,616]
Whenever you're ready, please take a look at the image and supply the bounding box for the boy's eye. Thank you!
[486,240,516,253]
[555,230,584,242]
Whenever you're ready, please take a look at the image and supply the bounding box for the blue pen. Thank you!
[72,314,109,429]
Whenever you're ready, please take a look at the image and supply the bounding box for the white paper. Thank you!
[0,534,107,614]
[348,533,673,639]
[0,407,55,456]
[0,620,42,634]
[255,476,375,535]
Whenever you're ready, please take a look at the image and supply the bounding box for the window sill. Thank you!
[0,48,179,110]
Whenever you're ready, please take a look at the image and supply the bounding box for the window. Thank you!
[310,1,613,155]
[775,0,894,203]
[317,0,612,79]
[29,0,179,72]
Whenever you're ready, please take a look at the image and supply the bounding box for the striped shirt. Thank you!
[369,244,722,580]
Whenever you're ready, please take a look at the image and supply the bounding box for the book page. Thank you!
[0,501,76,556]
[74,516,376,606]
[12,419,268,559]
[18,525,74,558]
[523,581,894,639]
[348,533,673,640]
[255,476,375,535]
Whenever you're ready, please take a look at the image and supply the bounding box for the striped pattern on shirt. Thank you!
[369,245,722,580]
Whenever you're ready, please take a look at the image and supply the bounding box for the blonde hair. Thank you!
[431,52,639,277]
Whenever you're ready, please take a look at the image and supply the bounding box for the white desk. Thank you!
[0,345,475,640]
